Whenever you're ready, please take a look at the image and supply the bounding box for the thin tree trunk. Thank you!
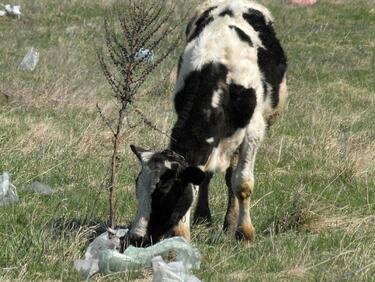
[109,108,126,228]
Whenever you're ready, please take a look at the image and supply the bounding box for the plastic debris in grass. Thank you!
[74,228,128,279]
[28,181,54,195]
[134,48,154,62]
[99,236,201,275]
[0,172,19,206]
[152,256,201,282]
[291,0,317,6]
[19,47,40,71]
[0,4,21,18]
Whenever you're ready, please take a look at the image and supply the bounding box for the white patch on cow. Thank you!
[205,128,246,172]
[139,151,154,164]
[194,0,274,25]
[164,160,172,169]
[211,89,222,108]
[206,137,215,144]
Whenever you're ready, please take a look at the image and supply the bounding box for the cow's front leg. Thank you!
[173,207,191,241]
[193,172,213,224]
[232,119,265,243]
[223,154,239,233]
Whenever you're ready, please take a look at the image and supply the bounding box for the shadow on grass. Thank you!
[50,217,129,242]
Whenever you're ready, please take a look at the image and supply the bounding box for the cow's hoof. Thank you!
[235,224,255,245]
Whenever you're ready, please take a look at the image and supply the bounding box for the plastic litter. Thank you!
[0,4,21,17]
[291,0,317,6]
[98,237,200,275]
[74,228,128,279]
[135,48,154,62]
[19,47,40,71]
[0,172,19,206]
[28,181,54,195]
[152,256,201,282]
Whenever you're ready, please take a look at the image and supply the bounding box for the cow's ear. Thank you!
[181,167,206,185]
[130,145,153,164]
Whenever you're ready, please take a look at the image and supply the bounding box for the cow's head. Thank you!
[126,145,205,247]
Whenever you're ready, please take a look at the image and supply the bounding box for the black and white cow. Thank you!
[127,0,287,246]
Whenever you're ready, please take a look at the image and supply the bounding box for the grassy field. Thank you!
[0,0,374,281]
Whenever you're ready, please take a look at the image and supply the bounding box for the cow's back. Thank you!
[170,0,287,171]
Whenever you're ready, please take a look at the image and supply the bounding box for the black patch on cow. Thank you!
[219,9,233,17]
[185,18,194,38]
[171,62,258,165]
[229,25,253,47]
[243,8,287,108]
[262,81,268,101]
[188,6,217,42]
[228,84,257,128]
[172,62,228,166]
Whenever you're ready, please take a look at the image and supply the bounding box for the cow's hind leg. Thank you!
[193,172,213,224]
[223,153,239,234]
[232,116,266,243]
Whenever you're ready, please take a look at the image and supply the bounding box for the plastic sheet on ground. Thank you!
[74,228,128,279]
[152,256,201,282]
[75,231,201,280]
[98,236,201,275]
[29,181,54,195]
[0,172,19,206]
[19,47,39,71]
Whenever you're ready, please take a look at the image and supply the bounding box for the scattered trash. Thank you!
[28,181,54,195]
[0,4,21,18]
[75,230,201,280]
[135,48,154,62]
[98,236,200,275]
[74,228,128,279]
[291,0,317,6]
[19,47,40,71]
[0,172,19,206]
[152,256,201,282]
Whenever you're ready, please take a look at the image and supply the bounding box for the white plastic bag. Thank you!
[135,48,154,62]
[19,47,40,71]
[0,172,19,206]
[74,228,128,279]
[4,4,21,16]
[152,256,201,282]
[0,4,21,17]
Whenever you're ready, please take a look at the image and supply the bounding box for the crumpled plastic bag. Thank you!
[134,48,154,62]
[19,47,40,71]
[0,172,19,206]
[74,228,128,279]
[0,4,21,17]
[152,256,201,282]
[98,236,201,275]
